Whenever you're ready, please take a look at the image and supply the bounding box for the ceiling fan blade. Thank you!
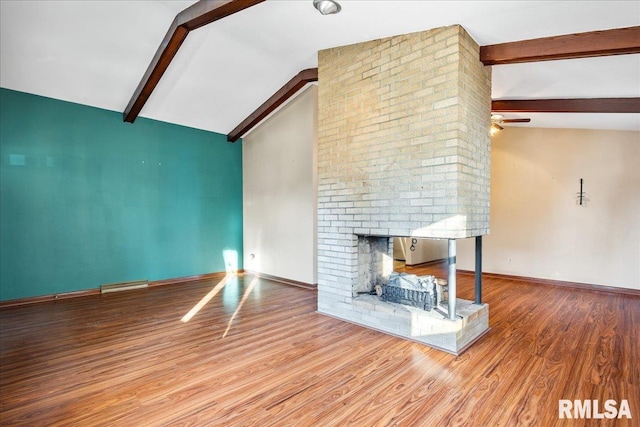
[502,118,531,123]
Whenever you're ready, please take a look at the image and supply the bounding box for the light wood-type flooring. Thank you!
[1,263,638,426]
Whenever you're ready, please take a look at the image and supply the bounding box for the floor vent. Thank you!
[100,280,148,294]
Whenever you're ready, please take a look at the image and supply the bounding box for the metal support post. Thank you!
[475,236,482,305]
[447,239,457,320]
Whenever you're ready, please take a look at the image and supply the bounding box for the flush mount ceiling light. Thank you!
[313,0,341,15]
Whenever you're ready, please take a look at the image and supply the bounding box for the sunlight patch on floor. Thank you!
[181,275,231,323]
[222,276,259,338]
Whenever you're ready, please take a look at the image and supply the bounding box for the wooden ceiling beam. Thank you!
[491,98,640,113]
[227,68,318,142]
[480,26,640,65]
[123,0,266,123]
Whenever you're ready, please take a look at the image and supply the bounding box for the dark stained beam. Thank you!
[480,26,640,65]
[123,22,189,123]
[178,0,264,31]
[491,98,640,113]
[501,118,531,123]
[227,68,319,142]
[123,0,266,123]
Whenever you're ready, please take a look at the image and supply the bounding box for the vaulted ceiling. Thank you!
[1,0,639,136]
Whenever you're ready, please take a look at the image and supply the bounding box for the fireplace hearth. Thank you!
[321,234,489,354]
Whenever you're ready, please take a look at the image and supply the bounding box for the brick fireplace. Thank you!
[316,25,491,354]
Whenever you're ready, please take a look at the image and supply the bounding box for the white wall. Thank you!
[458,127,640,290]
[394,238,448,265]
[242,85,317,284]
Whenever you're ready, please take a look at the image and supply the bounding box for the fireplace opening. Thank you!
[355,235,393,295]
[356,235,449,314]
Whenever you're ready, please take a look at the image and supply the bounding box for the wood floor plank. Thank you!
[1,267,638,426]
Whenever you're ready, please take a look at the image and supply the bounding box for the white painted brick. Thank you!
[317,25,490,348]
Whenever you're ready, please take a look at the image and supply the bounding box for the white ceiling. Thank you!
[1,0,639,135]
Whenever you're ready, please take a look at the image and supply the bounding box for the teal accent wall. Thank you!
[0,88,243,301]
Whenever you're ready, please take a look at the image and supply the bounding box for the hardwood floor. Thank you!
[1,265,638,426]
